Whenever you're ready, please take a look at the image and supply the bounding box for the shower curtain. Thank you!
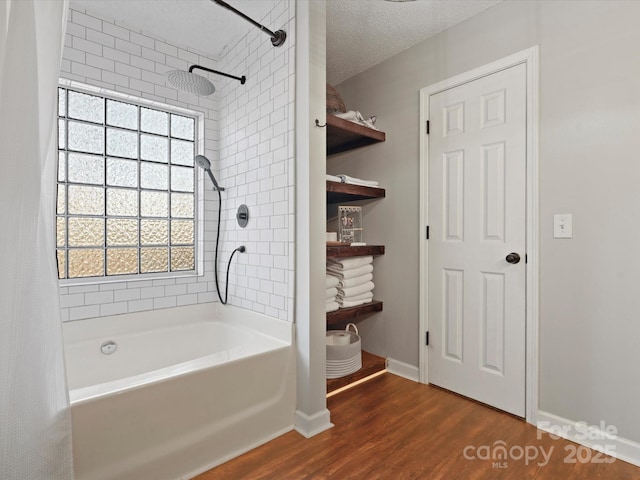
[0,1,73,479]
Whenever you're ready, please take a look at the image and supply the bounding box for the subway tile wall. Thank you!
[58,1,295,323]
[215,0,295,322]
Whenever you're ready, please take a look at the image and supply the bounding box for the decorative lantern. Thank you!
[338,206,363,243]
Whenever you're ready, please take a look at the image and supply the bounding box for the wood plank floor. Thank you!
[195,374,640,480]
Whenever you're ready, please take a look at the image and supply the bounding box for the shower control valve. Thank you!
[236,205,249,228]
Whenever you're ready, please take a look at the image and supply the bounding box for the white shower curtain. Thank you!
[0,1,73,479]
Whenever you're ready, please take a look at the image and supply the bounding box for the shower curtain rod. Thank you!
[211,0,286,47]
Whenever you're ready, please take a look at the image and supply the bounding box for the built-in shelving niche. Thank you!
[325,114,387,392]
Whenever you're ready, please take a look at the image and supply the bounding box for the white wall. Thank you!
[335,0,640,444]
[58,2,295,323]
[294,0,332,437]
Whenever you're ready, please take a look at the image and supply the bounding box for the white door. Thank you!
[427,63,527,417]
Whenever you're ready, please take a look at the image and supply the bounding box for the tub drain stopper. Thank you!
[101,340,117,355]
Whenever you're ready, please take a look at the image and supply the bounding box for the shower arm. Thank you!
[189,65,246,85]
[211,0,286,47]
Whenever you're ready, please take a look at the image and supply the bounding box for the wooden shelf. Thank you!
[326,245,384,258]
[326,181,385,204]
[326,351,386,394]
[324,113,386,358]
[326,300,383,327]
[326,115,385,156]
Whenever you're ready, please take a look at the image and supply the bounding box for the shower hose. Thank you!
[213,188,245,305]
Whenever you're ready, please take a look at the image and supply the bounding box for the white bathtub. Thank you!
[64,303,296,480]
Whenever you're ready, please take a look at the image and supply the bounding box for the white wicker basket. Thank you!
[326,323,362,379]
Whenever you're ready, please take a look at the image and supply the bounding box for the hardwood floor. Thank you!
[195,374,640,480]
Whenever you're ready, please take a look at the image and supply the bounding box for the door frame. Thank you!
[418,46,539,424]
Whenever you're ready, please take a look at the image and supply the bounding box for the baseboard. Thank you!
[386,357,420,382]
[294,409,333,438]
[537,410,640,467]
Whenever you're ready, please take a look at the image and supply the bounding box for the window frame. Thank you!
[56,79,206,286]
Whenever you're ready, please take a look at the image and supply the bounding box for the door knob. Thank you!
[506,253,521,264]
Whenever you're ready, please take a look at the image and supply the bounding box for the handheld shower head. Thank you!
[195,154,211,170]
[195,155,224,191]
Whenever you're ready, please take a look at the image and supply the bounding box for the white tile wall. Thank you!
[59,1,295,323]
[215,0,295,323]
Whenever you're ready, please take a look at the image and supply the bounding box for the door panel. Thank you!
[443,268,464,362]
[444,150,464,241]
[482,142,505,241]
[481,272,505,374]
[427,63,527,417]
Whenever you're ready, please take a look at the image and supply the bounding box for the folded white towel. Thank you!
[326,287,338,300]
[338,291,373,303]
[326,275,340,289]
[326,301,339,313]
[333,111,379,131]
[326,174,342,183]
[334,110,359,122]
[338,281,374,298]
[327,264,373,280]
[338,297,374,308]
[333,110,362,122]
[348,180,380,188]
[327,256,373,271]
[336,174,379,187]
[339,272,373,289]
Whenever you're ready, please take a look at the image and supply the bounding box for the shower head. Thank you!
[166,70,216,96]
[165,64,246,97]
[195,155,224,191]
[195,154,211,170]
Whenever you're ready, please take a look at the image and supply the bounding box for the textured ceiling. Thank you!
[326,0,502,85]
[70,0,501,84]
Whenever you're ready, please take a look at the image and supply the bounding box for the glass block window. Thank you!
[56,86,197,280]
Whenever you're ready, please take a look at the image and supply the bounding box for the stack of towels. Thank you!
[326,275,340,312]
[327,256,375,308]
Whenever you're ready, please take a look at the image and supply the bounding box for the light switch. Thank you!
[554,214,573,238]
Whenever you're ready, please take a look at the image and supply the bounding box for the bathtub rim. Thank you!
[68,333,290,407]
[63,303,294,406]
[63,302,292,345]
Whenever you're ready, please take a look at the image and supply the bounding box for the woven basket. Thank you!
[326,84,346,114]
[326,323,362,379]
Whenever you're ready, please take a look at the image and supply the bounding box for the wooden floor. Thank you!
[196,374,640,480]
